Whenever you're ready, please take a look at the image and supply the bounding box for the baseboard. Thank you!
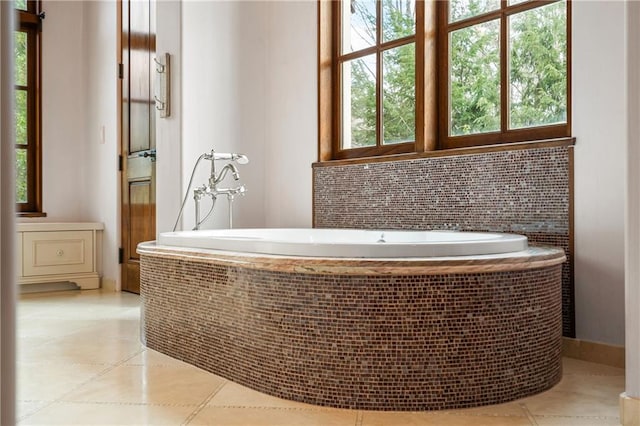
[620,393,640,426]
[20,281,80,294]
[562,337,625,368]
[101,278,117,292]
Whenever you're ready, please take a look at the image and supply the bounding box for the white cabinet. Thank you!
[17,222,104,289]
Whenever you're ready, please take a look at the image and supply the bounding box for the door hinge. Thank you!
[118,247,124,264]
[118,63,124,79]
[118,154,123,171]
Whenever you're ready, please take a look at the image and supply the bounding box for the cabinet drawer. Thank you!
[23,231,93,276]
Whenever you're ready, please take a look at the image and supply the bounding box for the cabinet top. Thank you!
[16,222,104,232]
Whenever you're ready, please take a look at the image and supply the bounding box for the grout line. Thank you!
[15,400,51,421]
[16,348,145,423]
[520,403,539,426]
[22,400,202,408]
[443,412,540,418]
[355,410,364,426]
[534,414,621,421]
[181,380,229,425]
[202,406,354,412]
[17,361,114,367]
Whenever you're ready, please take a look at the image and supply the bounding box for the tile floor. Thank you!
[17,290,624,426]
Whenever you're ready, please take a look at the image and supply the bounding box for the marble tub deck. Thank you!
[137,242,566,275]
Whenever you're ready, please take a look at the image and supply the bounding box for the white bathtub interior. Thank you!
[157,228,528,258]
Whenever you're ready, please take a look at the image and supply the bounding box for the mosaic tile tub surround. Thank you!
[140,244,565,410]
[313,145,574,336]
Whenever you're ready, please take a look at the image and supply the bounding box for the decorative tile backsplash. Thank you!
[313,146,574,336]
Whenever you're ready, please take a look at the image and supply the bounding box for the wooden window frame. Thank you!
[330,1,424,160]
[15,0,44,216]
[318,0,571,161]
[438,0,571,150]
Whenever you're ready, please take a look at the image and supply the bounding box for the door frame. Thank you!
[117,0,183,292]
[117,0,122,291]
[118,0,157,294]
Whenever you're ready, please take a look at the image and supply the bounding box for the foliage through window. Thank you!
[15,0,42,213]
[323,0,570,159]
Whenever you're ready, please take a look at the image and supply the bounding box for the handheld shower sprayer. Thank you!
[204,151,250,165]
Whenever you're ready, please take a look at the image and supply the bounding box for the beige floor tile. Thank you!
[18,401,196,425]
[17,336,56,352]
[361,412,432,426]
[17,400,49,421]
[533,415,620,425]
[17,319,97,339]
[17,363,109,401]
[361,411,533,426]
[553,373,624,395]
[441,402,527,417]
[562,358,625,376]
[62,363,225,405]
[521,374,623,418]
[189,407,358,426]
[523,395,599,419]
[19,339,143,365]
[64,320,142,342]
[208,381,316,409]
[15,291,626,426]
[125,348,193,367]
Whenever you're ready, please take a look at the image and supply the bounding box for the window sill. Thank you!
[17,212,47,218]
[312,137,576,168]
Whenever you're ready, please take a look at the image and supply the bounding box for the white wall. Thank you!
[572,0,626,346]
[81,1,119,289]
[263,1,316,228]
[0,3,17,423]
[20,1,119,287]
[156,1,182,236]
[179,0,266,231]
[177,0,316,232]
[40,1,86,220]
[626,0,640,399]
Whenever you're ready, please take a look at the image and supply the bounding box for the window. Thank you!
[335,0,419,158]
[319,0,570,160]
[14,0,43,214]
[439,0,569,149]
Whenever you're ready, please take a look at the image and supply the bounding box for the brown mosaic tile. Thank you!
[140,252,563,411]
[313,146,574,336]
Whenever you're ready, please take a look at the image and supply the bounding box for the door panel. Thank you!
[128,180,154,260]
[129,0,151,154]
[120,0,156,294]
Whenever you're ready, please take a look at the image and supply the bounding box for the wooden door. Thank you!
[119,0,156,294]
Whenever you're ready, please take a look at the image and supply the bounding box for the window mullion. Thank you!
[500,2,508,134]
[28,26,37,211]
[380,34,416,51]
[340,45,379,62]
[376,0,382,148]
